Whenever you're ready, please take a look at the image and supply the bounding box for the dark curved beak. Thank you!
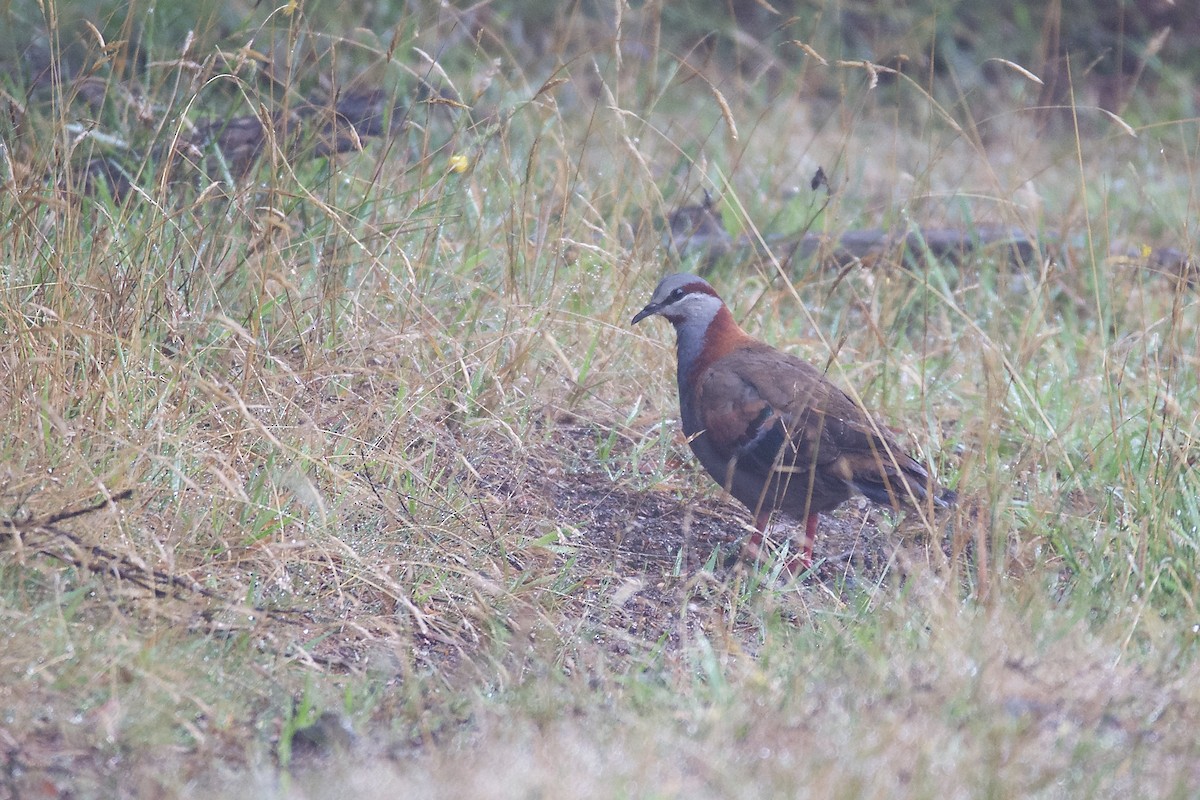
[631,302,661,325]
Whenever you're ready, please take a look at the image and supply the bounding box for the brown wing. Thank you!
[696,345,934,507]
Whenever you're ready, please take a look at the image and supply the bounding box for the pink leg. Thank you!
[783,513,818,576]
[802,512,818,566]
[740,510,772,563]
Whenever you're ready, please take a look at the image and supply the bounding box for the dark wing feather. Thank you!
[698,345,937,508]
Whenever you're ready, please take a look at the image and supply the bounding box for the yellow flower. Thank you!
[448,154,469,174]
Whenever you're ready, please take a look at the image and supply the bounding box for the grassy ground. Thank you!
[2,1,1198,797]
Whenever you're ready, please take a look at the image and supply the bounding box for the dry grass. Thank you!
[1,1,1198,797]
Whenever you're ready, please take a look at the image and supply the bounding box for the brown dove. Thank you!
[632,273,953,569]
